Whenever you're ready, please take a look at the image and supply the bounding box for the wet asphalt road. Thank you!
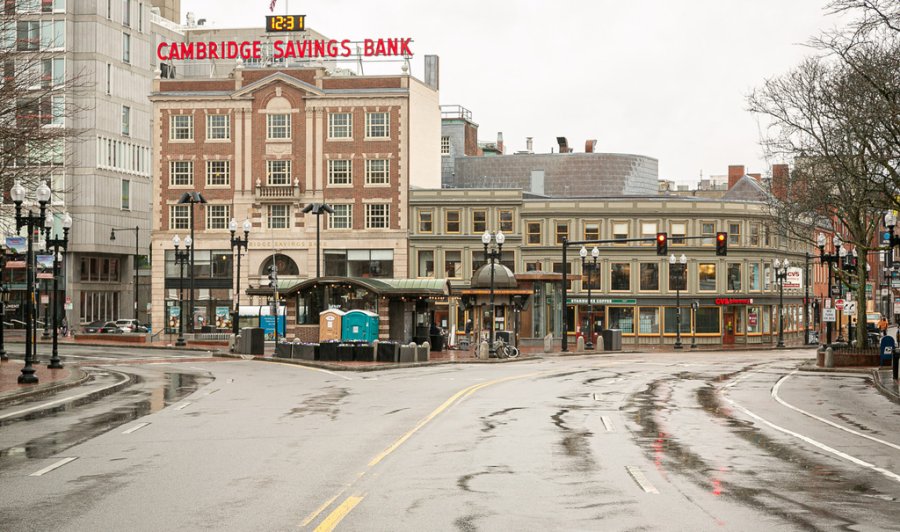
[0,348,898,531]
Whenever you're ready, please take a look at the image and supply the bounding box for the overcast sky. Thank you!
[182,0,840,185]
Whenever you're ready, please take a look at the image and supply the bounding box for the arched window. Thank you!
[260,254,299,276]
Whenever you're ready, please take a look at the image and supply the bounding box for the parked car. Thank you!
[83,321,122,334]
[115,319,143,333]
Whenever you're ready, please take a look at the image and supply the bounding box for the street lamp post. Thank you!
[670,253,687,349]
[110,226,141,322]
[482,230,505,357]
[229,219,251,336]
[172,236,191,347]
[774,258,790,348]
[301,203,334,278]
[0,250,7,362]
[177,192,207,335]
[9,179,52,384]
[580,246,599,349]
[817,232,842,347]
[44,212,71,369]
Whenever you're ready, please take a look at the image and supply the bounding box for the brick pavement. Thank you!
[0,359,75,399]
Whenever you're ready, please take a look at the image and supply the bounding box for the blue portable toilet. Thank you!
[342,310,379,342]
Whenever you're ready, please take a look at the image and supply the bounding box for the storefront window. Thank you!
[696,307,720,334]
[663,307,690,334]
[611,263,630,291]
[608,307,634,334]
[736,307,745,333]
[763,306,771,333]
[640,263,659,291]
[747,306,761,333]
[639,307,659,334]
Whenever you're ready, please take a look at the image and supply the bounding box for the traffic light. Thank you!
[267,265,278,287]
[656,232,667,256]
[716,232,727,256]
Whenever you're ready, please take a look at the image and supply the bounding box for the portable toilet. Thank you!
[341,310,379,342]
[319,309,346,342]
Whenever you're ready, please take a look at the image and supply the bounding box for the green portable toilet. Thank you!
[342,310,379,342]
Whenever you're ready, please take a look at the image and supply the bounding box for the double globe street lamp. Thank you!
[44,211,72,369]
[482,230,505,357]
[669,253,687,349]
[229,218,251,336]
[773,258,790,348]
[580,245,599,350]
[9,179,52,384]
[172,235,192,347]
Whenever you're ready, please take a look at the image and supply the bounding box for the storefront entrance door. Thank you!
[723,311,736,344]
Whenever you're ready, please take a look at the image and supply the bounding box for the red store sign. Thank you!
[156,38,413,62]
[715,298,754,305]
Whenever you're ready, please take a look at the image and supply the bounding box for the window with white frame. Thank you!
[441,136,450,155]
[206,114,230,140]
[266,160,290,185]
[122,0,131,26]
[328,159,351,185]
[613,222,629,242]
[365,112,389,138]
[42,58,65,88]
[267,204,290,229]
[206,204,230,229]
[39,20,64,50]
[640,222,657,245]
[328,112,352,138]
[365,204,389,229]
[206,160,230,186]
[671,222,687,245]
[169,204,190,230]
[169,160,193,186]
[122,32,130,63]
[170,115,193,140]
[266,113,290,139]
[120,179,130,210]
[329,204,352,229]
[365,159,389,185]
[121,105,130,136]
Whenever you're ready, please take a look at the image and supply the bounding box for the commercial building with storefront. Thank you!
[409,185,818,348]
[148,57,440,334]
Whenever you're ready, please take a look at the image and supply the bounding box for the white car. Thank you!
[115,319,142,333]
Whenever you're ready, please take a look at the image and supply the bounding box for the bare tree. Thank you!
[749,50,890,347]
[0,3,88,232]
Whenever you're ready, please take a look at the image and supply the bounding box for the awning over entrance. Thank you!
[246,276,452,298]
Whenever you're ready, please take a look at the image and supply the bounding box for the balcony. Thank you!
[255,179,301,200]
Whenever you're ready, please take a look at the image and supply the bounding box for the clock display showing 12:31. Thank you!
[266,15,305,32]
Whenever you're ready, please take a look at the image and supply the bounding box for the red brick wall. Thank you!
[727,165,745,189]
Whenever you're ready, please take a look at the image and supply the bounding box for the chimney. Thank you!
[585,139,597,153]
[556,137,572,154]
[727,165,745,189]
[423,55,439,90]
[771,164,790,201]
[496,132,504,154]
[526,137,533,153]
[748,173,762,181]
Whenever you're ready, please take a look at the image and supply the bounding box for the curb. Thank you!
[0,367,90,410]
[871,369,900,405]
[4,340,222,352]
[215,352,540,372]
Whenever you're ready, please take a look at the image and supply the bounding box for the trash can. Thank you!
[274,341,292,358]
[601,329,622,351]
[377,341,400,362]
[241,327,265,355]
[429,333,444,351]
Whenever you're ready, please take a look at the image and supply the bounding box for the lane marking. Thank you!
[174,402,191,411]
[722,392,900,484]
[122,422,150,434]
[773,371,900,452]
[204,389,220,396]
[313,495,364,532]
[601,416,614,432]
[30,457,77,477]
[302,369,551,527]
[625,466,659,493]
[0,371,131,422]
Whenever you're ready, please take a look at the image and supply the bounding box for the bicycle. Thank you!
[492,337,519,359]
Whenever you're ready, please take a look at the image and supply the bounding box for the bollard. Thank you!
[576,336,585,352]
[479,341,489,360]
[893,347,899,381]
[419,341,430,362]
[824,347,834,368]
[595,336,604,351]
[371,340,379,362]
[543,333,554,353]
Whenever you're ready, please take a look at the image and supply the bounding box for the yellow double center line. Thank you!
[303,370,548,530]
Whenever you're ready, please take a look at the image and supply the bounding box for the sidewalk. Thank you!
[0,359,87,407]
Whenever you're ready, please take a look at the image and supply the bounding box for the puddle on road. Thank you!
[0,371,209,462]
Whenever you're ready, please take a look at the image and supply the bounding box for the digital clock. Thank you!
[266,15,305,33]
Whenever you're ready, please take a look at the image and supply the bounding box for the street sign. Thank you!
[831,286,841,296]
[894,301,900,315]
[834,299,845,311]
[823,308,837,322]
[844,301,857,316]
[824,298,832,309]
